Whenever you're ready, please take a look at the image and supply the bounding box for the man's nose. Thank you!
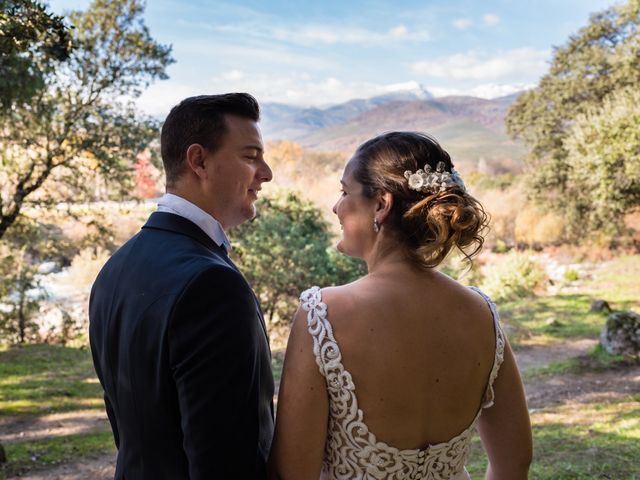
[260,160,273,182]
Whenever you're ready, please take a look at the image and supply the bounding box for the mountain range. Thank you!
[261,87,526,173]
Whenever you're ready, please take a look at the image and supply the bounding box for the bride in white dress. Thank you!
[269,132,532,480]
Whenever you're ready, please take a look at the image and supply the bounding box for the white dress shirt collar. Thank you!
[156,193,231,252]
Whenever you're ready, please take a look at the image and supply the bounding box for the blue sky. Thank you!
[49,0,616,114]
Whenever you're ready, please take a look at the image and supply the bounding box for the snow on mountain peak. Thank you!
[379,81,433,100]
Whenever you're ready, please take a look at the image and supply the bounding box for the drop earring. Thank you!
[373,219,380,233]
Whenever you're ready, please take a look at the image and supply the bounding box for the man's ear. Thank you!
[375,191,394,226]
[185,144,207,179]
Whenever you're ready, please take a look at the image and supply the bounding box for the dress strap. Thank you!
[467,286,505,409]
[299,287,356,394]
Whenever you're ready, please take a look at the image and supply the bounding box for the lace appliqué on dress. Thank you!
[300,286,505,480]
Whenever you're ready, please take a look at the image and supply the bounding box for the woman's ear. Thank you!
[375,191,394,225]
[185,144,207,179]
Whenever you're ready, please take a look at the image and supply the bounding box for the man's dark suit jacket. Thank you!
[89,212,275,480]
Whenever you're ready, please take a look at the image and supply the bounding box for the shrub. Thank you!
[476,182,526,248]
[564,269,579,282]
[493,239,510,254]
[326,249,367,286]
[438,252,485,286]
[480,252,546,302]
[534,213,565,245]
[514,207,565,247]
[230,189,364,326]
[64,247,112,291]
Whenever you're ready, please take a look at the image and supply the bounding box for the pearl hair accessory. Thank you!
[404,161,465,194]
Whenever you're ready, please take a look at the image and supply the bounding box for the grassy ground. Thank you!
[467,397,640,479]
[0,344,103,416]
[499,255,640,347]
[465,254,640,479]
[0,344,113,477]
[522,344,631,381]
[500,293,606,346]
[3,431,114,478]
[0,345,287,477]
[582,255,640,308]
[1,255,639,479]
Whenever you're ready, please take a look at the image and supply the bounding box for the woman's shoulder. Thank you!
[297,280,370,330]
[321,279,373,313]
[298,273,495,333]
[300,278,366,307]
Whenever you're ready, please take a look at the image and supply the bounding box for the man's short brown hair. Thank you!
[160,93,260,186]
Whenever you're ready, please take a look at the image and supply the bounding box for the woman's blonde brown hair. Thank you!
[351,131,489,269]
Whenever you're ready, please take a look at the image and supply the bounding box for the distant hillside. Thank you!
[261,91,526,174]
[260,85,433,140]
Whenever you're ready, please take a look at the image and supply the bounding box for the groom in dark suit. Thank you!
[89,93,275,479]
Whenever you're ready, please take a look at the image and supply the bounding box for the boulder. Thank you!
[590,299,612,312]
[599,311,640,356]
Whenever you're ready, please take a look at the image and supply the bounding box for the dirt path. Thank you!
[513,338,598,372]
[1,411,114,480]
[511,337,640,409]
[6,453,116,480]
[0,411,109,444]
[525,361,640,409]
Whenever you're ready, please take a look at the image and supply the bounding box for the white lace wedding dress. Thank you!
[299,286,505,480]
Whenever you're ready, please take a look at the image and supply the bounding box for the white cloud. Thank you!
[389,25,408,37]
[453,18,473,30]
[136,81,200,117]
[468,83,531,98]
[270,24,428,45]
[209,22,428,46]
[483,14,500,26]
[429,83,533,99]
[177,41,332,70]
[178,73,426,107]
[411,48,550,83]
[222,70,244,81]
[205,73,368,106]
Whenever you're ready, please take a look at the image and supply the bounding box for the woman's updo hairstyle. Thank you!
[351,131,489,269]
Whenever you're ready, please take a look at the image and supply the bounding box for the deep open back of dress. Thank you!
[300,285,505,480]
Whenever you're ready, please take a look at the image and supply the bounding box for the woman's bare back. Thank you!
[320,267,498,449]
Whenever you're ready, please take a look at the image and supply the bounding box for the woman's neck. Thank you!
[364,237,410,275]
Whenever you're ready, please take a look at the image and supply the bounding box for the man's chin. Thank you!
[243,205,257,223]
[226,207,257,228]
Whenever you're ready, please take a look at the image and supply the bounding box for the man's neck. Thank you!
[166,187,223,226]
[157,192,230,251]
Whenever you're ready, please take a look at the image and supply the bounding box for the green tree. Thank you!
[505,0,640,236]
[0,202,121,343]
[0,249,46,344]
[563,86,640,234]
[0,0,174,240]
[0,0,73,109]
[0,218,55,343]
[327,248,367,286]
[231,190,365,325]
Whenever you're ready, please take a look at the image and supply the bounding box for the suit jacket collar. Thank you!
[156,193,231,251]
[143,212,225,255]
